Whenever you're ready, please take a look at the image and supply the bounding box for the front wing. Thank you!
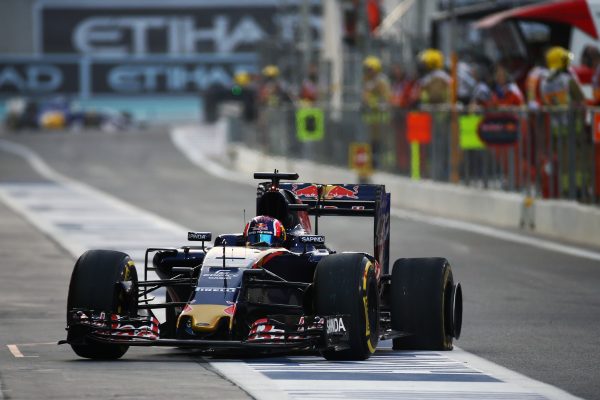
[61,310,351,354]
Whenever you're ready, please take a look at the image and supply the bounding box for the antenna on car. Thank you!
[222,241,228,291]
[222,241,226,269]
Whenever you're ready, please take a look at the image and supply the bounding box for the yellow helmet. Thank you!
[546,46,572,71]
[262,65,280,78]
[419,49,444,70]
[363,56,382,72]
[234,71,251,87]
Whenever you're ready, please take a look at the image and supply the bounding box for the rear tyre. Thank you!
[67,250,138,359]
[314,253,379,360]
[391,257,461,350]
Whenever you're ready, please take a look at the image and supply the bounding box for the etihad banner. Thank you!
[0,0,321,97]
[0,57,249,96]
[35,0,321,56]
[0,59,79,95]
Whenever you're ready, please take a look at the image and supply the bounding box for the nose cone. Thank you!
[177,304,231,332]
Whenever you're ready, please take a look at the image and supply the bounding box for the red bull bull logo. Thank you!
[292,184,360,200]
[254,222,268,231]
[324,185,360,199]
[292,184,319,199]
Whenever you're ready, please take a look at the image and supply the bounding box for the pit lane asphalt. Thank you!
[1,129,599,400]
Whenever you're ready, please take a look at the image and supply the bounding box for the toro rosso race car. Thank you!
[61,171,462,360]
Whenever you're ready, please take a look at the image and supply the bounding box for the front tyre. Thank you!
[67,250,138,359]
[314,253,379,360]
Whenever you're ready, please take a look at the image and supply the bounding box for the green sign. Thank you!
[296,107,324,142]
[459,114,485,150]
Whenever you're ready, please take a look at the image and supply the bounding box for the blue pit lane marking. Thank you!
[285,390,548,400]
[261,371,497,382]
[247,352,499,383]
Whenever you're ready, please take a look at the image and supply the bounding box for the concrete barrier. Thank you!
[534,200,600,247]
[378,176,525,229]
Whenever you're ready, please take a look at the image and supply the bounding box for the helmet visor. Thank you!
[247,233,276,246]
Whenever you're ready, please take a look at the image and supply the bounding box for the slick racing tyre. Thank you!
[314,253,379,360]
[391,257,462,350]
[67,250,138,359]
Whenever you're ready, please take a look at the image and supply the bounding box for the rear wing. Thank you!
[255,172,390,275]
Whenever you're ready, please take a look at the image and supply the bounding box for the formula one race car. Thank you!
[61,171,462,360]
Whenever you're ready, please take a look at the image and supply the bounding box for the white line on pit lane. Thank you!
[6,342,62,359]
[6,345,38,358]
[7,345,23,358]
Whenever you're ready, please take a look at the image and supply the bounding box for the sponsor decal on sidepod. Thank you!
[326,317,346,334]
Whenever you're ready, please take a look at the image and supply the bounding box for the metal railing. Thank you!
[227,103,600,206]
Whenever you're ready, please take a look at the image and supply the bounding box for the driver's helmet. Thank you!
[243,215,286,247]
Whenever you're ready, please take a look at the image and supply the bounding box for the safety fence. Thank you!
[228,104,600,205]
